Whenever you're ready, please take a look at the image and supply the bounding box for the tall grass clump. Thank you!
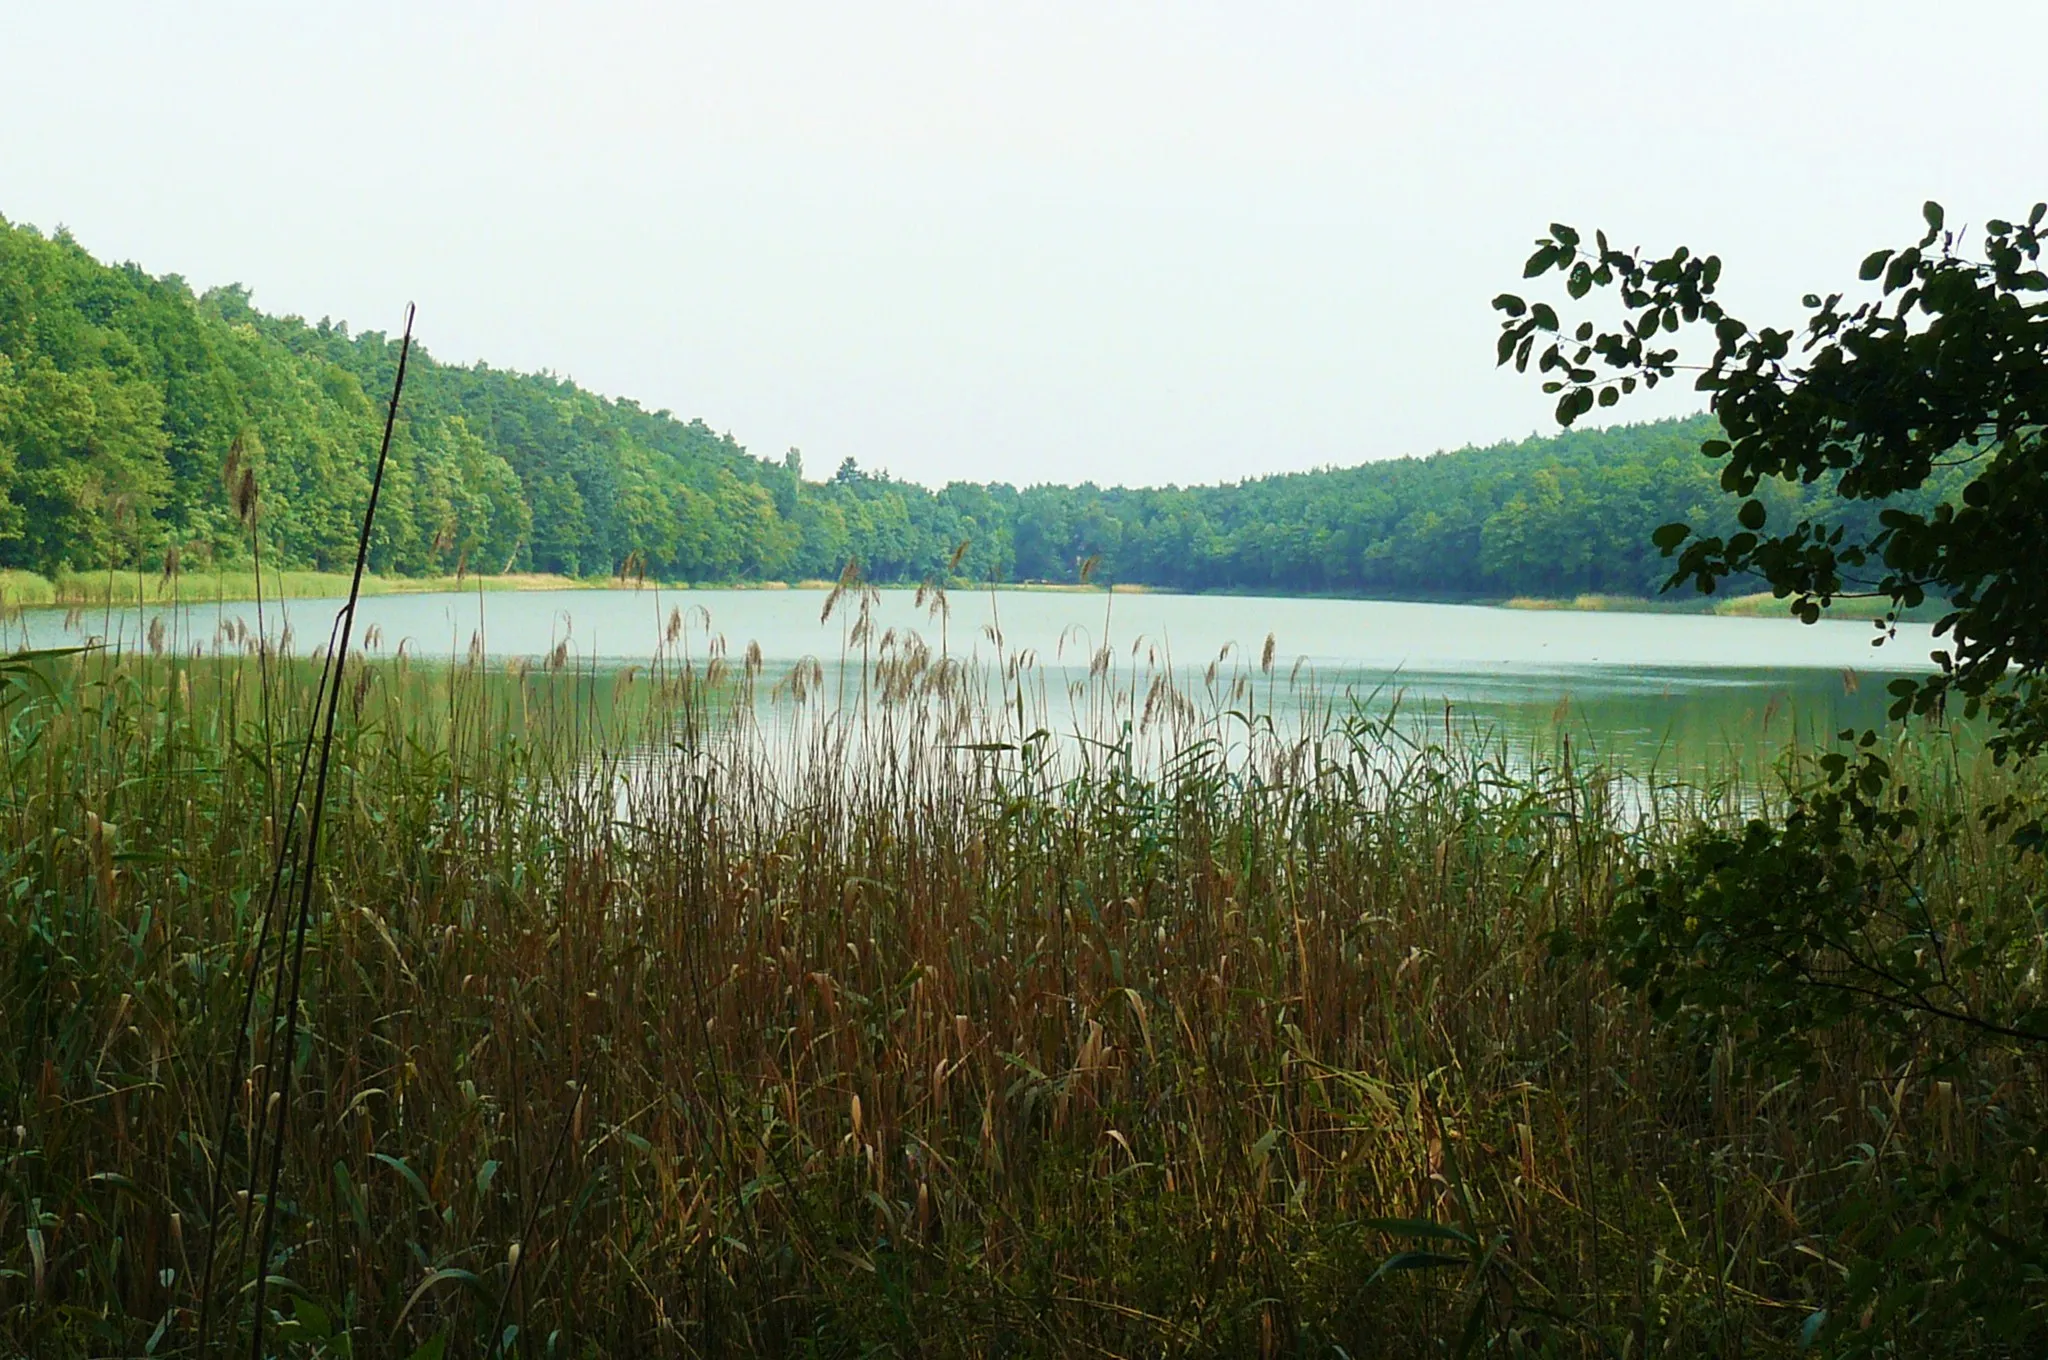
[0,612,2042,1356]
[0,568,57,609]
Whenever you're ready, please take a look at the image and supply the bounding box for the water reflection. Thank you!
[8,585,1929,786]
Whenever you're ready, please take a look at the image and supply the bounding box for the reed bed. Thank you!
[0,611,2040,1358]
[0,568,57,609]
[35,567,593,609]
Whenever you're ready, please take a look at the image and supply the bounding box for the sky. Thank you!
[3,2,2045,489]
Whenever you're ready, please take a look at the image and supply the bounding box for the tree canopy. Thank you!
[1499,202,2048,752]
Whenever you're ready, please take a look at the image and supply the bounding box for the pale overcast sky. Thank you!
[3,2,2044,487]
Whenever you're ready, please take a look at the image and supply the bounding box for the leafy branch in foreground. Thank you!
[1501,203,2048,1354]
[1599,736,2048,1064]
[1497,203,2048,760]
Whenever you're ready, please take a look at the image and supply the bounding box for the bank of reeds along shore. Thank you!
[0,592,2041,1358]
[0,565,595,610]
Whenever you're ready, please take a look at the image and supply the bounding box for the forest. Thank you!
[0,214,1959,599]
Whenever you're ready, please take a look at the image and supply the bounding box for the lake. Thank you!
[12,586,1939,776]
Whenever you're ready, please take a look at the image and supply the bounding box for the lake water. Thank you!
[12,587,1939,776]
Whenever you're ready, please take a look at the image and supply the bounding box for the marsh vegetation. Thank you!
[0,611,2038,1356]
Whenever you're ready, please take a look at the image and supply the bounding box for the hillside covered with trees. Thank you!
[0,215,1958,599]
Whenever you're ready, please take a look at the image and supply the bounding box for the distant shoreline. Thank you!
[0,567,1938,624]
[0,567,603,610]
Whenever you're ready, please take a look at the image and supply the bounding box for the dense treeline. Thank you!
[0,215,1960,597]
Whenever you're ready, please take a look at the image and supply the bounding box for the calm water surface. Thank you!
[13,587,1940,773]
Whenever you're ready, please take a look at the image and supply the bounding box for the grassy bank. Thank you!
[0,639,2040,1356]
[17,567,597,607]
[0,566,1933,622]
[1502,590,1944,621]
[1501,592,1699,613]
[3,569,1158,608]
[1707,589,1940,620]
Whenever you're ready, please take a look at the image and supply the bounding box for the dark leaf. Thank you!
[1364,1252,1471,1289]
[1359,1217,1479,1245]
